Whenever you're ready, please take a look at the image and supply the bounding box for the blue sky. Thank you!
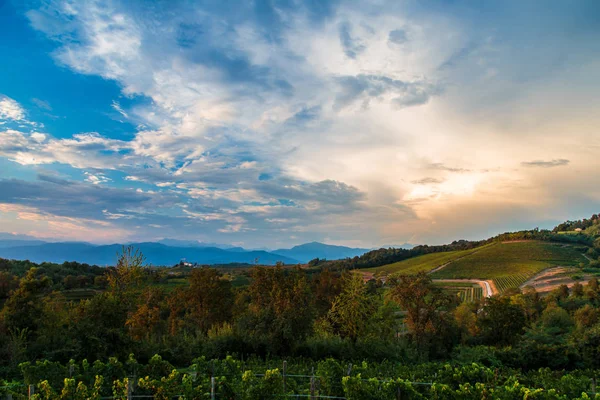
[0,0,599,247]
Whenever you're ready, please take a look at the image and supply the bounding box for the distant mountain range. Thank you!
[273,242,370,263]
[0,241,295,266]
[0,235,414,266]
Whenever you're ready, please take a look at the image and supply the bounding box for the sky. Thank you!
[0,0,599,248]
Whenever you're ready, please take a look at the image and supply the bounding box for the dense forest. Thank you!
[1,215,600,398]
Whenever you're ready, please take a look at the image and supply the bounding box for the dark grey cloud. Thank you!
[284,105,322,127]
[339,21,366,59]
[259,179,365,208]
[0,177,180,220]
[335,74,439,110]
[426,163,470,173]
[412,177,445,185]
[388,29,407,45]
[521,159,570,168]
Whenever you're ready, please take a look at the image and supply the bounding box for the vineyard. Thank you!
[430,242,587,292]
[2,356,600,399]
[433,281,484,302]
[493,274,533,293]
[363,245,489,276]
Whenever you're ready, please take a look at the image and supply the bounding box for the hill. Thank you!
[0,238,48,248]
[362,241,590,293]
[363,245,490,276]
[0,242,298,266]
[273,242,369,263]
[430,241,587,292]
[156,238,240,250]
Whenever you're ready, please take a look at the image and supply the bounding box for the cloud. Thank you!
[0,129,136,168]
[426,163,471,173]
[388,29,408,45]
[339,21,366,59]
[0,203,130,242]
[111,101,129,118]
[334,74,439,110]
[1,0,597,248]
[84,172,112,185]
[521,159,570,168]
[0,95,26,122]
[412,177,444,185]
[32,98,52,111]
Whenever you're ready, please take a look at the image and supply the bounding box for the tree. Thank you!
[540,303,573,334]
[574,304,599,329]
[311,268,342,316]
[69,292,132,360]
[126,288,165,341]
[588,277,599,292]
[326,272,378,342]
[572,282,584,297]
[106,246,146,299]
[0,271,18,299]
[512,287,543,323]
[94,275,108,288]
[63,275,77,290]
[2,268,51,335]
[185,267,233,333]
[388,272,456,356]
[454,302,478,341]
[477,296,526,346]
[238,266,315,353]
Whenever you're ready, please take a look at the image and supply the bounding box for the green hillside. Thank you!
[363,244,490,275]
[365,241,588,293]
[430,241,587,291]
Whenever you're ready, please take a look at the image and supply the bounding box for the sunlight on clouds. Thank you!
[0,203,130,242]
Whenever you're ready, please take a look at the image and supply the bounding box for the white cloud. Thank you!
[0,96,26,122]
[31,132,47,143]
[84,171,112,185]
[111,100,129,118]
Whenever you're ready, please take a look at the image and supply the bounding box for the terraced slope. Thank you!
[433,281,484,302]
[430,241,587,292]
[363,245,489,276]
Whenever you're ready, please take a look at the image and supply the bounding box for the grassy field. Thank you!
[363,245,491,275]
[430,241,587,291]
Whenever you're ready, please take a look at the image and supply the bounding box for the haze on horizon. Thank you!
[0,0,599,249]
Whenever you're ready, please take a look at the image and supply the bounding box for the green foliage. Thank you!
[240,369,284,399]
[477,297,526,346]
[554,214,600,233]
[138,369,181,400]
[8,356,600,399]
[237,266,315,353]
[326,273,378,341]
[343,374,424,400]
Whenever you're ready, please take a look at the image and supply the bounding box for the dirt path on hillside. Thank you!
[520,266,592,293]
[427,246,489,275]
[428,262,454,274]
[432,279,495,298]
